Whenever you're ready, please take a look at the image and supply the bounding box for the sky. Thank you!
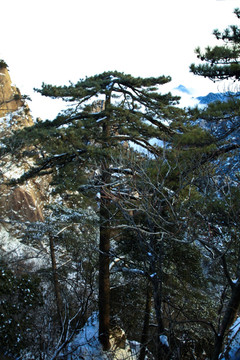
[1,0,240,119]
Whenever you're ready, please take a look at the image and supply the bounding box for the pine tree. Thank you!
[112,154,216,358]
[5,71,185,351]
[189,5,240,164]
[190,8,240,359]
[190,8,240,81]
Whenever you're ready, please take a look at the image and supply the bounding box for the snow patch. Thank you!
[150,272,156,278]
[160,335,169,348]
[65,312,140,359]
[0,225,49,269]
[221,317,240,359]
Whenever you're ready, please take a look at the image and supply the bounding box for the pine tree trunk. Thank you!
[149,236,168,360]
[152,275,166,360]
[49,234,63,329]
[98,190,111,351]
[139,283,152,360]
[212,282,240,360]
[98,95,112,351]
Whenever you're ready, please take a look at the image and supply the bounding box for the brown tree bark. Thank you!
[98,92,111,351]
[139,283,152,360]
[98,193,111,351]
[149,233,169,360]
[49,234,64,329]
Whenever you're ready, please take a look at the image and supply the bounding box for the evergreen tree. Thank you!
[111,153,216,359]
[4,71,185,351]
[190,8,240,81]
[190,8,240,359]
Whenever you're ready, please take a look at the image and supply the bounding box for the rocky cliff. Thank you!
[0,64,33,130]
[0,62,48,263]
[0,63,45,222]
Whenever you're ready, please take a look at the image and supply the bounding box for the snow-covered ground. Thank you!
[63,312,142,360]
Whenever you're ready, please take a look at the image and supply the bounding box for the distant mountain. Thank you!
[195,90,240,181]
[196,91,240,105]
[172,85,240,180]
[174,84,192,95]
[172,85,240,108]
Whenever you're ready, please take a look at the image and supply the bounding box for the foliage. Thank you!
[0,59,8,69]
[0,260,42,358]
[190,8,240,81]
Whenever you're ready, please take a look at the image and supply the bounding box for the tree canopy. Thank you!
[190,8,240,81]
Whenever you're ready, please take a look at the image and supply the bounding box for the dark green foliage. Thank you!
[108,150,220,358]
[3,71,187,195]
[190,8,240,81]
[0,59,8,69]
[110,275,151,347]
[35,72,174,102]
[0,261,42,358]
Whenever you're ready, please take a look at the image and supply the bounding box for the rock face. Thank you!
[2,185,44,222]
[0,65,33,131]
[0,62,44,224]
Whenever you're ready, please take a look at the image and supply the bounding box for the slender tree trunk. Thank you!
[98,92,111,351]
[151,274,166,360]
[212,282,240,360]
[49,234,64,329]
[99,194,111,351]
[139,283,152,360]
[149,235,169,360]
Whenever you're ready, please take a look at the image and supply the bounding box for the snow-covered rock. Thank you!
[0,64,50,225]
[65,312,140,360]
[0,64,33,130]
[0,63,54,273]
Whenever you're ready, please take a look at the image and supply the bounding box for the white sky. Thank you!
[1,0,240,119]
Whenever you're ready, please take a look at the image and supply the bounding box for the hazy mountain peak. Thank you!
[174,84,192,95]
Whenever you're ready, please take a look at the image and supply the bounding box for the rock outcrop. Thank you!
[0,62,45,234]
[0,63,33,132]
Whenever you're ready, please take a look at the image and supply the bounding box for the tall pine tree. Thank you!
[190,8,240,359]
[5,71,185,350]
